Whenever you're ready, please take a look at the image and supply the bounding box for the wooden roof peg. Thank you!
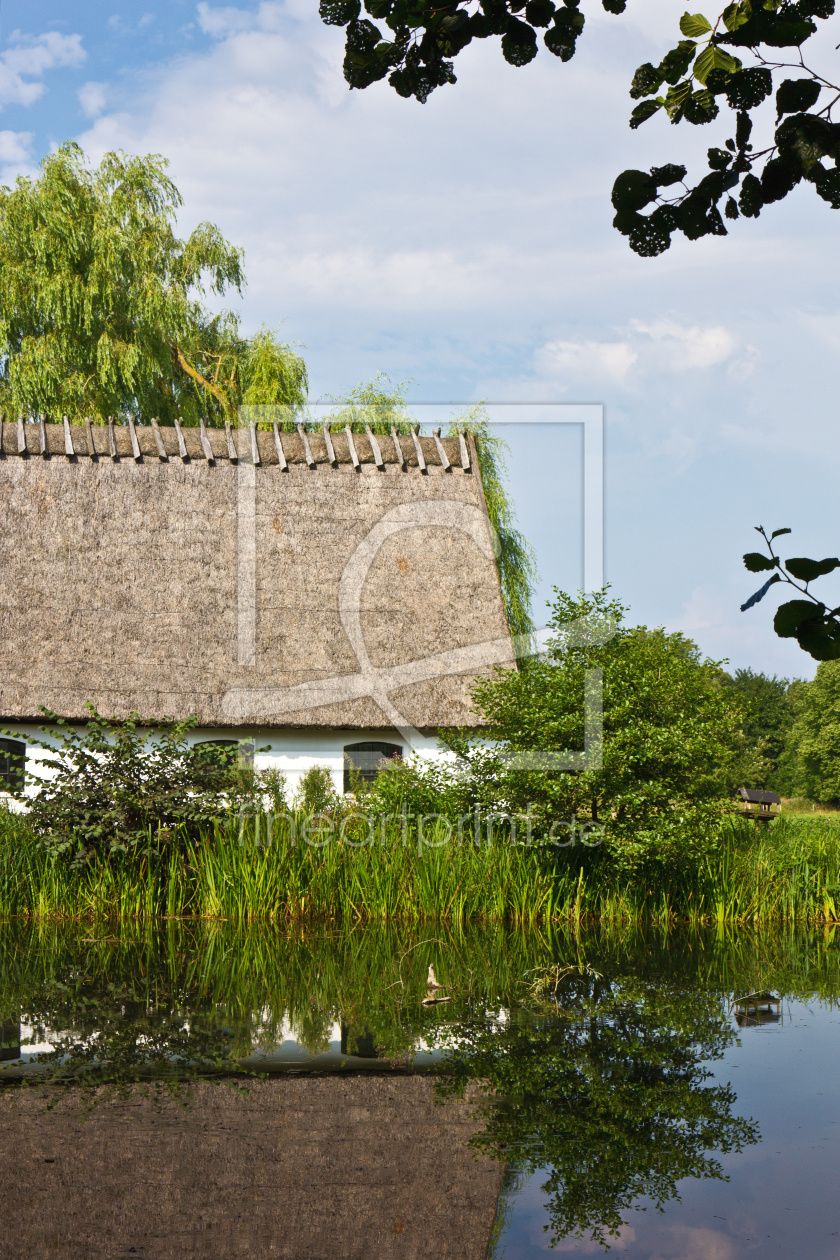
[297,423,316,469]
[458,430,471,472]
[173,417,188,461]
[323,423,337,467]
[199,417,215,464]
[151,418,168,461]
[391,427,406,470]
[39,415,49,458]
[345,426,360,471]
[108,419,119,461]
[273,423,288,471]
[17,416,27,456]
[249,422,261,466]
[127,416,142,462]
[63,416,75,460]
[225,420,238,463]
[85,417,97,459]
[364,424,384,469]
[432,428,451,471]
[411,425,427,473]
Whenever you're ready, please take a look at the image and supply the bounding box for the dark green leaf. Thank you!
[651,163,687,186]
[693,45,741,86]
[774,599,822,638]
[612,209,645,235]
[743,552,777,572]
[659,41,697,86]
[785,556,840,581]
[502,30,539,63]
[627,206,676,256]
[761,16,817,46]
[814,165,840,208]
[553,7,585,30]
[321,0,361,23]
[543,23,576,57]
[631,100,664,128]
[770,528,792,539]
[739,172,763,217]
[524,0,556,25]
[724,195,739,218]
[760,156,801,202]
[601,0,626,11]
[725,67,773,109]
[630,62,664,99]
[611,169,658,212]
[505,14,539,43]
[679,11,713,36]
[664,79,693,119]
[797,618,840,660]
[722,0,752,30]
[708,148,732,171]
[776,77,821,116]
[735,110,752,148]
[685,89,719,124]
[799,0,834,16]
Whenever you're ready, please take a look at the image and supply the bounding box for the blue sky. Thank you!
[3,1,840,679]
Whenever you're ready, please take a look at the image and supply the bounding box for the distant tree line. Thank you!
[724,664,840,802]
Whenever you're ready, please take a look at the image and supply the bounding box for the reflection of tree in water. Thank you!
[437,966,760,1250]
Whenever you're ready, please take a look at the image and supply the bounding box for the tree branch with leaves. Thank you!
[741,525,840,659]
[319,0,840,254]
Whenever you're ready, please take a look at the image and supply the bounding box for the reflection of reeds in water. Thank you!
[1,918,838,1088]
[1,810,840,925]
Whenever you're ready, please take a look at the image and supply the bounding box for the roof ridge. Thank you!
[0,420,472,471]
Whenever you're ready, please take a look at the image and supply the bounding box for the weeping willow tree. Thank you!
[320,371,417,434]
[0,142,307,428]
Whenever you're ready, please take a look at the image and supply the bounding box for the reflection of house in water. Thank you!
[0,1021,21,1062]
[0,1075,504,1260]
[734,991,781,1028]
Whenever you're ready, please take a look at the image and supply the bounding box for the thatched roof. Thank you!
[0,422,514,729]
[0,1076,504,1259]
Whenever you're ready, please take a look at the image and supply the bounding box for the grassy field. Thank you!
[1,807,839,925]
[781,797,840,818]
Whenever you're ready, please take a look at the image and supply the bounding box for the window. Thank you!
[0,739,25,792]
[193,739,254,769]
[343,741,402,794]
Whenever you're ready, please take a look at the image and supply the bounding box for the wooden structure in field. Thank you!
[735,788,782,822]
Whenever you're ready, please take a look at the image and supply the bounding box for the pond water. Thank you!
[1,922,838,1258]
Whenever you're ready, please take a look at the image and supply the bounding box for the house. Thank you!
[0,419,515,796]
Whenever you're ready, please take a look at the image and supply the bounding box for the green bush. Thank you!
[6,706,259,864]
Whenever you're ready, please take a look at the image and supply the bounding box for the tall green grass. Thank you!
[1,806,839,924]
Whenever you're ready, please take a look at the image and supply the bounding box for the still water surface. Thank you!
[1,922,838,1257]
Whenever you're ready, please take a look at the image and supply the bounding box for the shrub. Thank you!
[6,706,259,864]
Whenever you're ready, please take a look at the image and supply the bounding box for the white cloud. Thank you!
[536,339,638,384]
[196,3,285,37]
[631,318,739,370]
[107,14,156,35]
[534,319,749,392]
[78,82,107,119]
[0,129,33,163]
[0,31,86,109]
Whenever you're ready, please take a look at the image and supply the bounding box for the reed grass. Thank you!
[1,806,839,924]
